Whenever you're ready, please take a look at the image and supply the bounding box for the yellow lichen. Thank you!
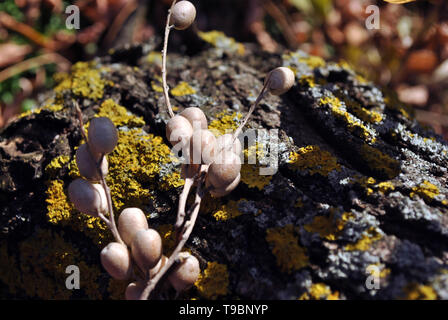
[208,111,242,136]
[54,61,112,100]
[298,56,325,69]
[320,96,376,143]
[299,283,339,300]
[195,261,229,300]
[45,179,110,245]
[304,211,354,241]
[170,81,196,96]
[45,155,70,177]
[198,30,245,55]
[345,227,382,251]
[17,229,102,299]
[376,181,395,194]
[266,224,309,273]
[146,51,162,66]
[410,181,439,203]
[96,99,146,127]
[360,144,400,179]
[240,143,272,190]
[160,171,185,191]
[212,199,245,221]
[151,81,164,93]
[402,283,437,300]
[289,145,340,176]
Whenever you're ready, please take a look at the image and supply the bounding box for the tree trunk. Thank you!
[1,37,448,300]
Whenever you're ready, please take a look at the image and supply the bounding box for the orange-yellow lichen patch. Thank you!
[320,96,376,143]
[45,179,111,245]
[45,155,70,178]
[96,99,145,127]
[17,229,102,299]
[289,145,340,176]
[402,283,437,300]
[345,227,382,251]
[208,111,242,136]
[240,143,273,190]
[410,181,439,203]
[198,30,245,55]
[299,283,340,300]
[212,199,245,221]
[170,81,196,96]
[195,261,229,300]
[54,61,112,100]
[304,211,354,241]
[376,181,395,194]
[360,144,400,179]
[266,224,309,273]
[160,171,185,191]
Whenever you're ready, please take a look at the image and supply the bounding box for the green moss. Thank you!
[266,224,309,273]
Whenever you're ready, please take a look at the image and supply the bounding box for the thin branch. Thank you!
[161,0,178,118]
[139,165,208,300]
[0,53,70,83]
[233,77,271,142]
[175,176,194,230]
[73,101,124,245]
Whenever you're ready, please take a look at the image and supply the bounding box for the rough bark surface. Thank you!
[1,36,448,300]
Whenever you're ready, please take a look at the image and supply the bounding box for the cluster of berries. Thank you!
[67,116,199,299]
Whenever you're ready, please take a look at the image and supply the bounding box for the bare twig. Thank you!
[161,0,178,118]
[0,53,70,83]
[73,101,124,245]
[233,77,271,141]
[139,165,208,300]
[175,176,194,230]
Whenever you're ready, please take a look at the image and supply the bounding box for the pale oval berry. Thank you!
[131,229,162,271]
[68,178,107,216]
[208,151,241,188]
[149,255,168,278]
[216,134,242,156]
[168,252,200,292]
[265,67,295,95]
[207,173,240,198]
[170,1,196,30]
[189,129,216,165]
[166,115,193,147]
[125,281,145,300]
[118,208,149,245]
[180,107,208,130]
[88,117,118,154]
[100,242,132,280]
[76,143,108,181]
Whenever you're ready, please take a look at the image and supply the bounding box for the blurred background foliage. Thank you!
[0,0,448,138]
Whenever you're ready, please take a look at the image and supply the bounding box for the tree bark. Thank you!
[1,39,448,300]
